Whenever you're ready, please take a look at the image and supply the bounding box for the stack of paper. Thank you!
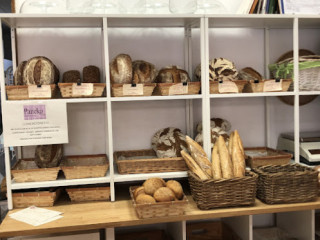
[9,206,63,226]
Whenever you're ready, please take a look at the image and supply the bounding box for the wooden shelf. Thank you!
[1,196,320,238]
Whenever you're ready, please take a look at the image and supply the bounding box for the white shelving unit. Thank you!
[0,13,319,240]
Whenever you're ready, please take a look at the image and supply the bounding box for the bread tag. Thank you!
[169,83,188,95]
[218,80,238,93]
[123,84,143,96]
[28,85,52,98]
[263,79,282,92]
[72,83,93,96]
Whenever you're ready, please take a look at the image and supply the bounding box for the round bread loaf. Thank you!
[166,180,183,200]
[23,56,59,85]
[133,186,146,199]
[83,65,100,83]
[196,118,231,133]
[132,60,158,84]
[151,127,188,158]
[110,54,132,84]
[62,70,80,83]
[136,194,156,204]
[195,127,229,149]
[238,67,263,81]
[154,187,175,202]
[34,144,63,168]
[143,178,166,195]
[155,66,190,83]
[13,61,27,85]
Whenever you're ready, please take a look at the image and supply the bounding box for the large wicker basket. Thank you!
[111,83,156,97]
[252,164,318,204]
[58,83,106,98]
[154,82,201,96]
[210,80,247,94]
[6,84,57,100]
[242,79,292,93]
[66,186,110,202]
[115,149,187,174]
[129,186,188,219]
[11,159,60,183]
[60,154,109,179]
[188,171,257,210]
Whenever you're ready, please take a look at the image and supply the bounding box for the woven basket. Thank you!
[66,186,110,202]
[253,164,318,204]
[210,80,247,94]
[115,149,187,174]
[111,83,156,97]
[60,154,109,179]
[154,82,201,96]
[12,188,61,208]
[58,83,106,98]
[242,79,292,93]
[6,84,57,100]
[11,159,60,183]
[188,170,257,210]
[129,186,188,219]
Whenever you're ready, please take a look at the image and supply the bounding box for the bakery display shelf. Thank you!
[299,91,320,96]
[5,97,108,104]
[111,95,202,102]
[210,91,295,98]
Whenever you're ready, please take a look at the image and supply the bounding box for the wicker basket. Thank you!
[252,164,318,204]
[60,154,109,179]
[129,186,188,219]
[12,188,61,208]
[242,79,292,93]
[11,159,60,183]
[66,186,110,202]
[245,147,292,168]
[6,84,57,100]
[210,80,247,94]
[58,83,106,98]
[188,170,257,210]
[111,83,156,97]
[154,82,201,96]
[114,149,187,174]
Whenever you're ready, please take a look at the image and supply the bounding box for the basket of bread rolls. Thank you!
[181,131,258,210]
[110,54,157,97]
[154,65,200,96]
[130,178,188,219]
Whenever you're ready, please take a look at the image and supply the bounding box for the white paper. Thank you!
[3,101,69,147]
[28,85,52,99]
[9,206,63,226]
[72,83,94,96]
[283,0,320,14]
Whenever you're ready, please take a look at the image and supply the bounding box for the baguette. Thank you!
[234,130,244,156]
[185,136,212,178]
[211,143,222,180]
[217,135,234,179]
[181,150,210,180]
[228,131,234,155]
[232,134,246,178]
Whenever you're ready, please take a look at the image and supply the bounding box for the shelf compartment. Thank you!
[66,185,110,202]
[5,84,57,100]
[58,83,106,98]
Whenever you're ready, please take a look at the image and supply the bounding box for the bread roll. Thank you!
[186,136,212,178]
[132,60,158,84]
[211,143,222,180]
[110,54,132,84]
[217,136,233,179]
[153,187,175,202]
[133,186,145,199]
[232,132,245,178]
[136,194,156,204]
[166,180,183,200]
[181,150,210,180]
[143,178,166,195]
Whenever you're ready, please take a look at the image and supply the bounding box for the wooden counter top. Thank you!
[1,196,320,238]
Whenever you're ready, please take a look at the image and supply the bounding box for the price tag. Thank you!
[168,83,189,95]
[123,84,144,96]
[72,83,93,96]
[28,85,52,98]
[218,81,238,93]
[263,79,283,92]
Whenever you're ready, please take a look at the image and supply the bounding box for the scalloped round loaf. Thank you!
[166,180,183,200]
[143,178,166,195]
[153,187,175,202]
[151,127,188,158]
[34,144,63,168]
[136,194,156,204]
[155,65,190,84]
[110,54,132,84]
[196,118,231,133]
[132,60,158,84]
[195,127,229,149]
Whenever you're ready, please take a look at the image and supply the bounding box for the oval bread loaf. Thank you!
[132,60,158,84]
[34,144,63,168]
[153,187,175,202]
[110,54,132,84]
[136,194,156,204]
[166,180,183,200]
[133,186,146,199]
[143,178,166,195]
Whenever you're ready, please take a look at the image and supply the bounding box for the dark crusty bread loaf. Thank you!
[62,70,80,83]
[155,66,190,84]
[34,144,63,168]
[13,61,27,85]
[110,54,132,84]
[132,60,158,84]
[238,67,263,81]
[83,65,100,83]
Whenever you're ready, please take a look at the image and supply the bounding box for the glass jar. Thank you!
[20,0,66,14]
[169,0,197,14]
[118,0,147,14]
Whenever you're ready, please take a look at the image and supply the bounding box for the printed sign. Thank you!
[168,83,189,95]
[72,83,94,96]
[218,81,239,93]
[24,105,46,120]
[28,85,52,98]
[123,84,144,96]
[263,79,283,92]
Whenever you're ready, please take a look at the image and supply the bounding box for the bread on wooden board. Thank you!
[211,143,222,180]
[181,150,210,180]
[232,134,246,178]
[185,136,212,177]
[217,135,234,179]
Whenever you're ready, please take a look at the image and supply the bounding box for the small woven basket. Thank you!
[210,80,247,94]
[6,84,57,100]
[58,83,106,98]
[242,79,292,93]
[11,159,60,183]
[115,149,187,174]
[66,186,110,202]
[188,170,257,210]
[252,164,318,204]
[60,154,109,179]
[129,186,188,219]
[154,82,201,96]
[111,83,156,97]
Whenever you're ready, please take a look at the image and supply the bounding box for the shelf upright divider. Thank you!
[264,27,271,148]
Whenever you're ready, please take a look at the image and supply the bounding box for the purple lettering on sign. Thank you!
[23,105,46,120]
